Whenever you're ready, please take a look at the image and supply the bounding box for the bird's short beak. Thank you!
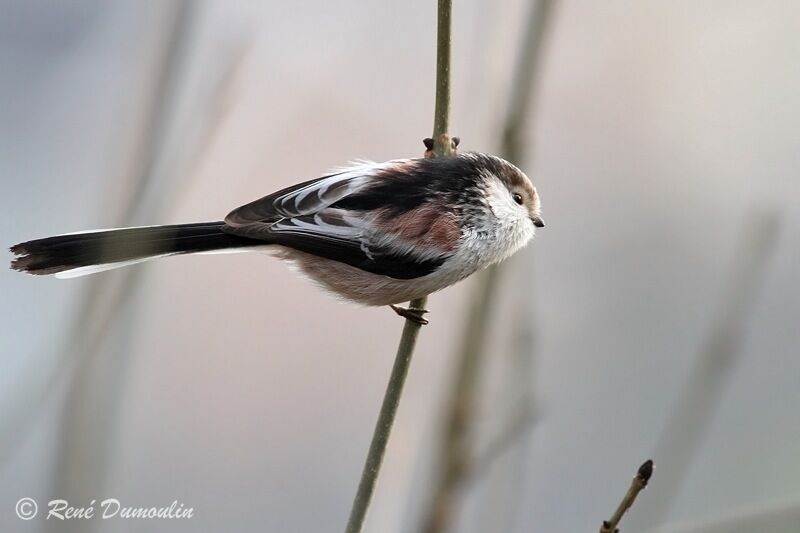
[531,216,545,228]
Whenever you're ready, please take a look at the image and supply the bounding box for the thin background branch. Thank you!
[0,40,245,475]
[600,460,655,533]
[421,2,555,532]
[30,6,249,533]
[49,6,197,532]
[472,299,540,533]
[656,497,800,533]
[626,211,782,531]
[343,2,455,532]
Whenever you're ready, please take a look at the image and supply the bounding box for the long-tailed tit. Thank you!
[10,152,544,323]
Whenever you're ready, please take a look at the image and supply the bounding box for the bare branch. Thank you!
[420,2,556,532]
[432,0,455,157]
[600,460,655,533]
[343,2,455,532]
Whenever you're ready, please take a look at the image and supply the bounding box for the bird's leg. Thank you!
[389,304,429,325]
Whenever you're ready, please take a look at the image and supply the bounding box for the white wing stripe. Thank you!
[271,163,388,216]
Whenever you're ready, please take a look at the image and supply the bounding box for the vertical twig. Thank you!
[343,2,455,532]
[421,2,554,532]
[600,460,655,533]
[344,316,426,533]
[432,0,455,158]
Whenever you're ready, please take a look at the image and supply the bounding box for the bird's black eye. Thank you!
[512,192,524,205]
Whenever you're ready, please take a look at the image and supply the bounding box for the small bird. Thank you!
[10,152,543,323]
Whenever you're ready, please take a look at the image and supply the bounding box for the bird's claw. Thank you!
[390,304,429,325]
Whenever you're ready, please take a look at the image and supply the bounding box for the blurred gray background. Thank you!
[1,1,798,532]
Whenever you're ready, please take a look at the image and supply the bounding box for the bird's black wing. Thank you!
[222,161,455,279]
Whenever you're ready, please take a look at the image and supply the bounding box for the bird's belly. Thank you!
[271,246,477,306]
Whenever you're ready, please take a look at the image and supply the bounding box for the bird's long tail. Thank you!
[9,221,260,278]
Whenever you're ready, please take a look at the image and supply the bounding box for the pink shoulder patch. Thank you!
[376,205,460,252]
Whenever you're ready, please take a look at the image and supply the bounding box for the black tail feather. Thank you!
[10,221,259,276]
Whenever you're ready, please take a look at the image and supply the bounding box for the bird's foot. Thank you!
[390,304,429,325]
